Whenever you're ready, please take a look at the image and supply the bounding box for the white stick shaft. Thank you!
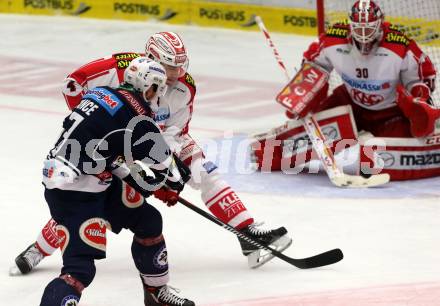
[255,16,291,81]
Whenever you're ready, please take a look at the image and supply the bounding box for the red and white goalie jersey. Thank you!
[61,52,196,151]
[304,22,436,110]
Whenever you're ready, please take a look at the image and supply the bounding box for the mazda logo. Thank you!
[377,152,395,168]
[322,126,338,140]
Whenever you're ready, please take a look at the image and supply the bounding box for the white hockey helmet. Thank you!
[145,32,189,79]
[124,57,168,102]
[349,0,384,55]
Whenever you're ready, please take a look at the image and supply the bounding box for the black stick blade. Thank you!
[289,248,344,269]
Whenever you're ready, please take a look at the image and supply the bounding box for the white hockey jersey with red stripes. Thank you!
[303,22,436,110]
[61,52,196,150]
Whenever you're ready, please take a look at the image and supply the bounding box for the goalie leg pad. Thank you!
[360,133,440,180]
[251,105,358,171]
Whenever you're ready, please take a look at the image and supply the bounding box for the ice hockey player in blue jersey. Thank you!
[39,58,195,306]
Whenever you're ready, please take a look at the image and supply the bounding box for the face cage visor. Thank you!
[351,18,381,44]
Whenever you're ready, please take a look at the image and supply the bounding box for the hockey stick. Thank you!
[178,196,343,269]
[255,16,390,188]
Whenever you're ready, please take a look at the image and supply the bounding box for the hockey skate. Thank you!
[239,222,292,269]
[9,243,44,276]
[144,284,195,306]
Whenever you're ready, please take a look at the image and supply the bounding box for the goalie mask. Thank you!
[349,0,384,55]
[145,31,189,85]
[124,57,168,103]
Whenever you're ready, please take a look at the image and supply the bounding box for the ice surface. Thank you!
[0,14,439,306]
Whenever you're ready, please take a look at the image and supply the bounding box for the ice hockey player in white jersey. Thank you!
[252,0,440,181]
[12,32,292,277]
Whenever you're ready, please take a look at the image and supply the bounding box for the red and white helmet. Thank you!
[124,57,168,102]
[349,0,384,55]
[145,32,189,77]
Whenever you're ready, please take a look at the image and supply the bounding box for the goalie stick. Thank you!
[255,16,390,188]
[178,196,343,269]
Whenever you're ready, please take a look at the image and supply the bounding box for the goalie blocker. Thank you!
[276,62,329,119]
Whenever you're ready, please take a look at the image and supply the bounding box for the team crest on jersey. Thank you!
[56,225,70,255]
[79,218,107,252]
[351,88,385,106]
[122,182,144,208]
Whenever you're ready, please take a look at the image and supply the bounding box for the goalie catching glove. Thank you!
[396,84,440,138]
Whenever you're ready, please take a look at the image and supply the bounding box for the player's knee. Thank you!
[63,257,96,288]
[131,203,163,238]
[40,277,82,306]
[131,233,168,277]
[188,159,220,190]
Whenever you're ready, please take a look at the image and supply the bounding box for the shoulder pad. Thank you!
[112,52,143,69]
[383,24,411,46]
[332,19,350,27]
[180,73,196,90]
[325,23,350,39]
[83,87,124,116]
[116,88,151,116]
